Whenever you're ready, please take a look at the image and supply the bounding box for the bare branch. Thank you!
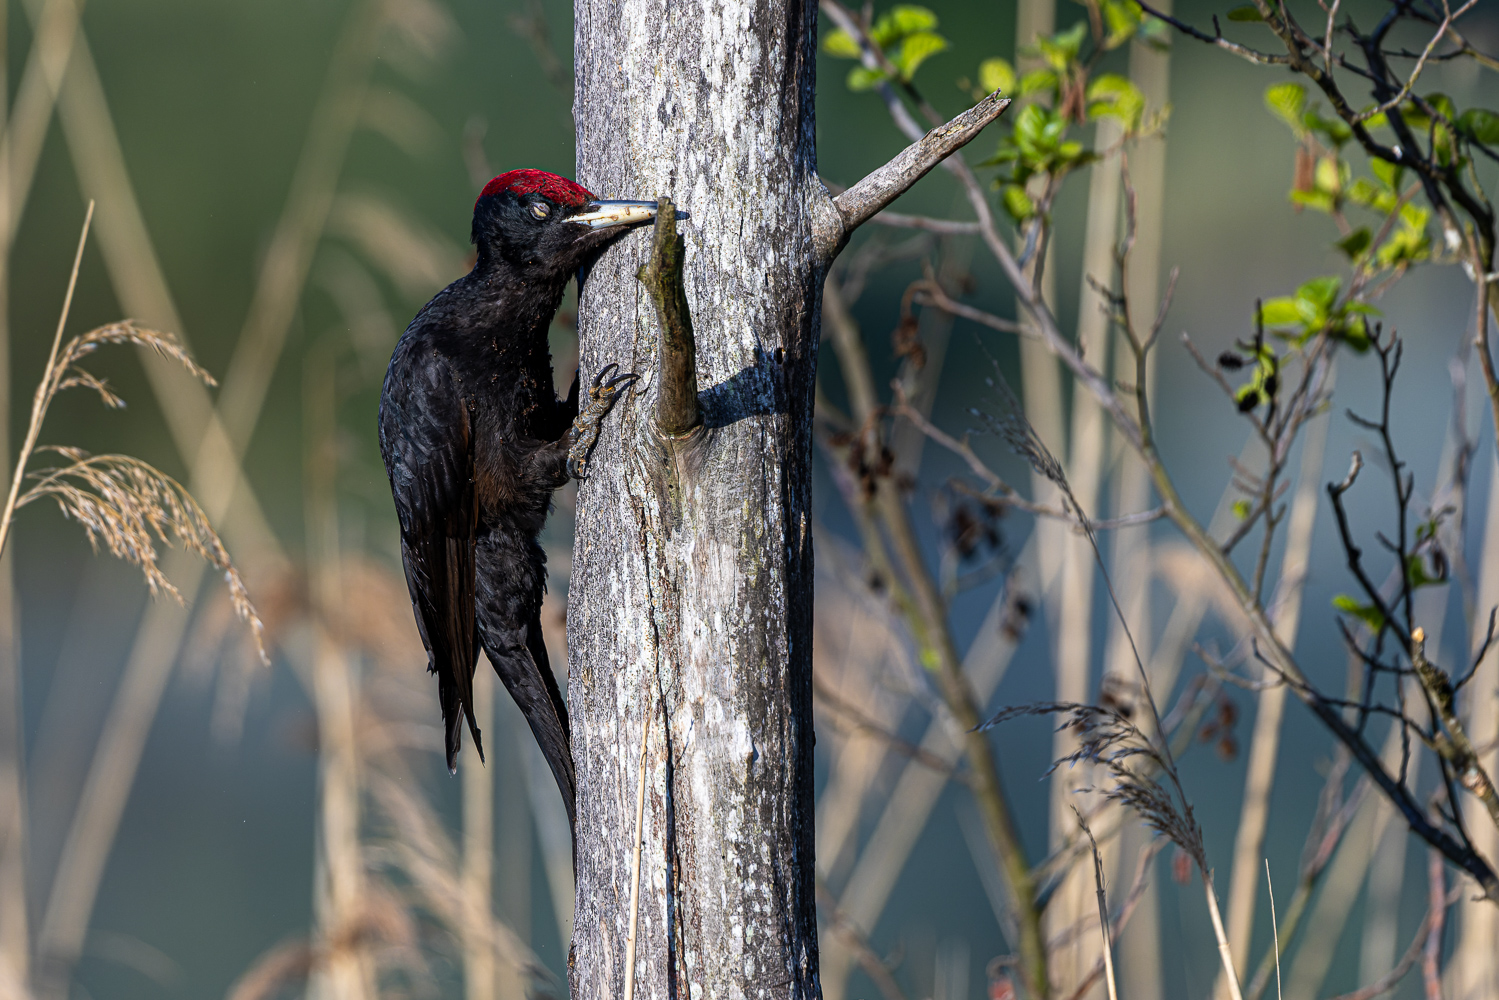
[1410,625,1499,830]
[1354,0,1479,123]
[1135,0,1292,65]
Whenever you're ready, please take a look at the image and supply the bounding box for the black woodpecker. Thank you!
[379,169,657,831]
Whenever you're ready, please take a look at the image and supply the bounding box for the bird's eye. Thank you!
[530,203,551,220]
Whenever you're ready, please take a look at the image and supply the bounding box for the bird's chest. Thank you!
[453,340,559,521]
[456,336,554,442]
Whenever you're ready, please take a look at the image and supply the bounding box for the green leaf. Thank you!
[1087,74,1146,131]
[1336,227,1372,260]
[1375,209,1432,268]
[1304,109,1352,147]
[869,4,939,47]
[1019,68,1059,98]
[822,28,863,58]
[1013,103,1049,147]
[1265,82,1307,136]
[1001,184,1035,222]
[1290,189,1336,215]
[1259,297,1301,327]
[1400,202,1430,230]
[1037,21,1087,70]
[1101,0,1144,48]
[1370,158,1403,191]
[1398,103,1431,132]
[847,66,887,91]
[1457,108,1499,145]
[1313,155,1343,196]
[1333,594,1385,632]
[891,30,949,80]
[1347,177,1397,214]
[1337,314,1371,352]
[887,5,938,33]
[1406,554,1442,590]
[978,57,1016,95]
[1426,93,1456,121]
[978,143,1020,167]
[1295,275,1341,311]
[1056,140,1087,163]
[1232,499,1252,520]
[1226,4,1264,19]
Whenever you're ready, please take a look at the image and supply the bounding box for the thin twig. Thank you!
[1354,0,1479,123]
[868,211,983,235]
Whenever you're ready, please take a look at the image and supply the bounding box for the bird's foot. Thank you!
[567,363,640,479]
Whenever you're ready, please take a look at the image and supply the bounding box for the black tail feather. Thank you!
[479,615,576,833]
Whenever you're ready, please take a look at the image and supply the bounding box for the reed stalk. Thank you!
[1047,112,1120,1000]
[0,202,90,555]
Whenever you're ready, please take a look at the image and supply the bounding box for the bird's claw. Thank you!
[588,362,641,400]
[568,363,640,480]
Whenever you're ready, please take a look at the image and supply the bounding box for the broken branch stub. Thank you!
[637,198,700,438]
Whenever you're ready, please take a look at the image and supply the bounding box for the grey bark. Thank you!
[568,1,823,998]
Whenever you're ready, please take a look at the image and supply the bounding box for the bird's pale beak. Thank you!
[567,199,675,230]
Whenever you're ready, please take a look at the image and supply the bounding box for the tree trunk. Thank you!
[565,0,1010,993]
[567,2,823,999]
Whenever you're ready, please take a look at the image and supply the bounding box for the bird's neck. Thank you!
[467,257,571,341]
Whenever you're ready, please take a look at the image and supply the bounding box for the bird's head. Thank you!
[471,169,659,275]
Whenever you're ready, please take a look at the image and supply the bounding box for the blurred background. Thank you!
[1,0,1497,998]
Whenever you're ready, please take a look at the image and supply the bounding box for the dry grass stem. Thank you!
[0,209,266,667]
[1074,809,1119,1000]
[0,208,264,661]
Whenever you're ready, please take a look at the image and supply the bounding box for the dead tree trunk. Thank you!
[568,3,1008,997]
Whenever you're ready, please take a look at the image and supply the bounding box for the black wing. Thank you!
[379,338,483,773]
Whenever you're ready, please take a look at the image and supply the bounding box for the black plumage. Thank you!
[379,170,654,830]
